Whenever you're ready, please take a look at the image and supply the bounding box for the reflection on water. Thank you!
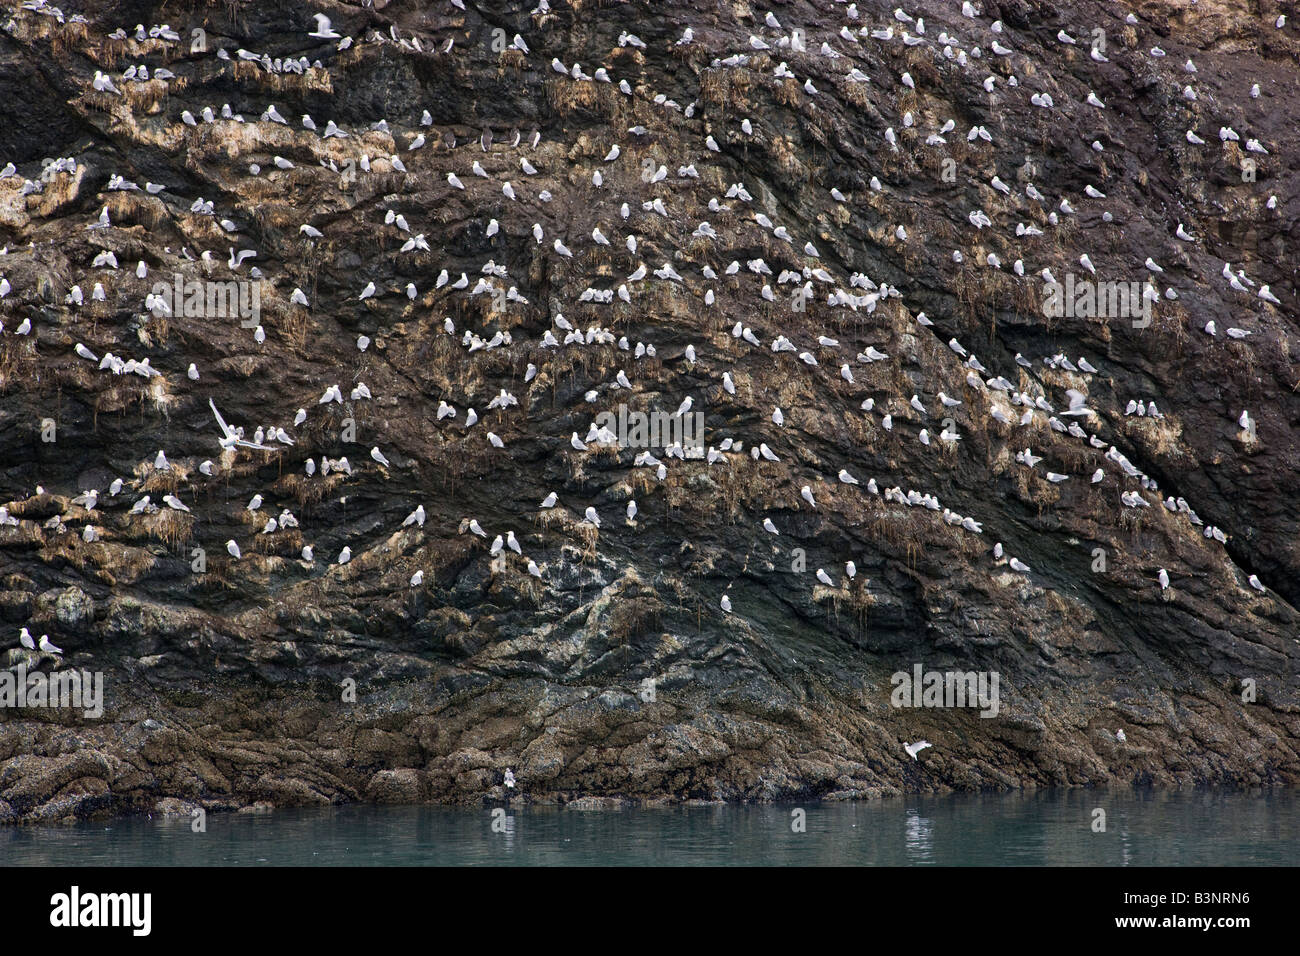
[1,789,1296,866]
[904,809,934,864]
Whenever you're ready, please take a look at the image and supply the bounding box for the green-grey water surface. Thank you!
[3,789,1295,866]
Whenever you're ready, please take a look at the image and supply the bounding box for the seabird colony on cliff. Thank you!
[0,1,1289,760]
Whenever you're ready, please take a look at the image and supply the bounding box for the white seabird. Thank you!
[904,741,932,761]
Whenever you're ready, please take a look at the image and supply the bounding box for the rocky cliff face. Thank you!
[0,0,1297,824]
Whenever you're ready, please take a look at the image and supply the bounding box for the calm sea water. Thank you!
[2,789,1296,866]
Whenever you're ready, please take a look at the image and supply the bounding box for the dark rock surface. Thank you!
[0,0,1297,823]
